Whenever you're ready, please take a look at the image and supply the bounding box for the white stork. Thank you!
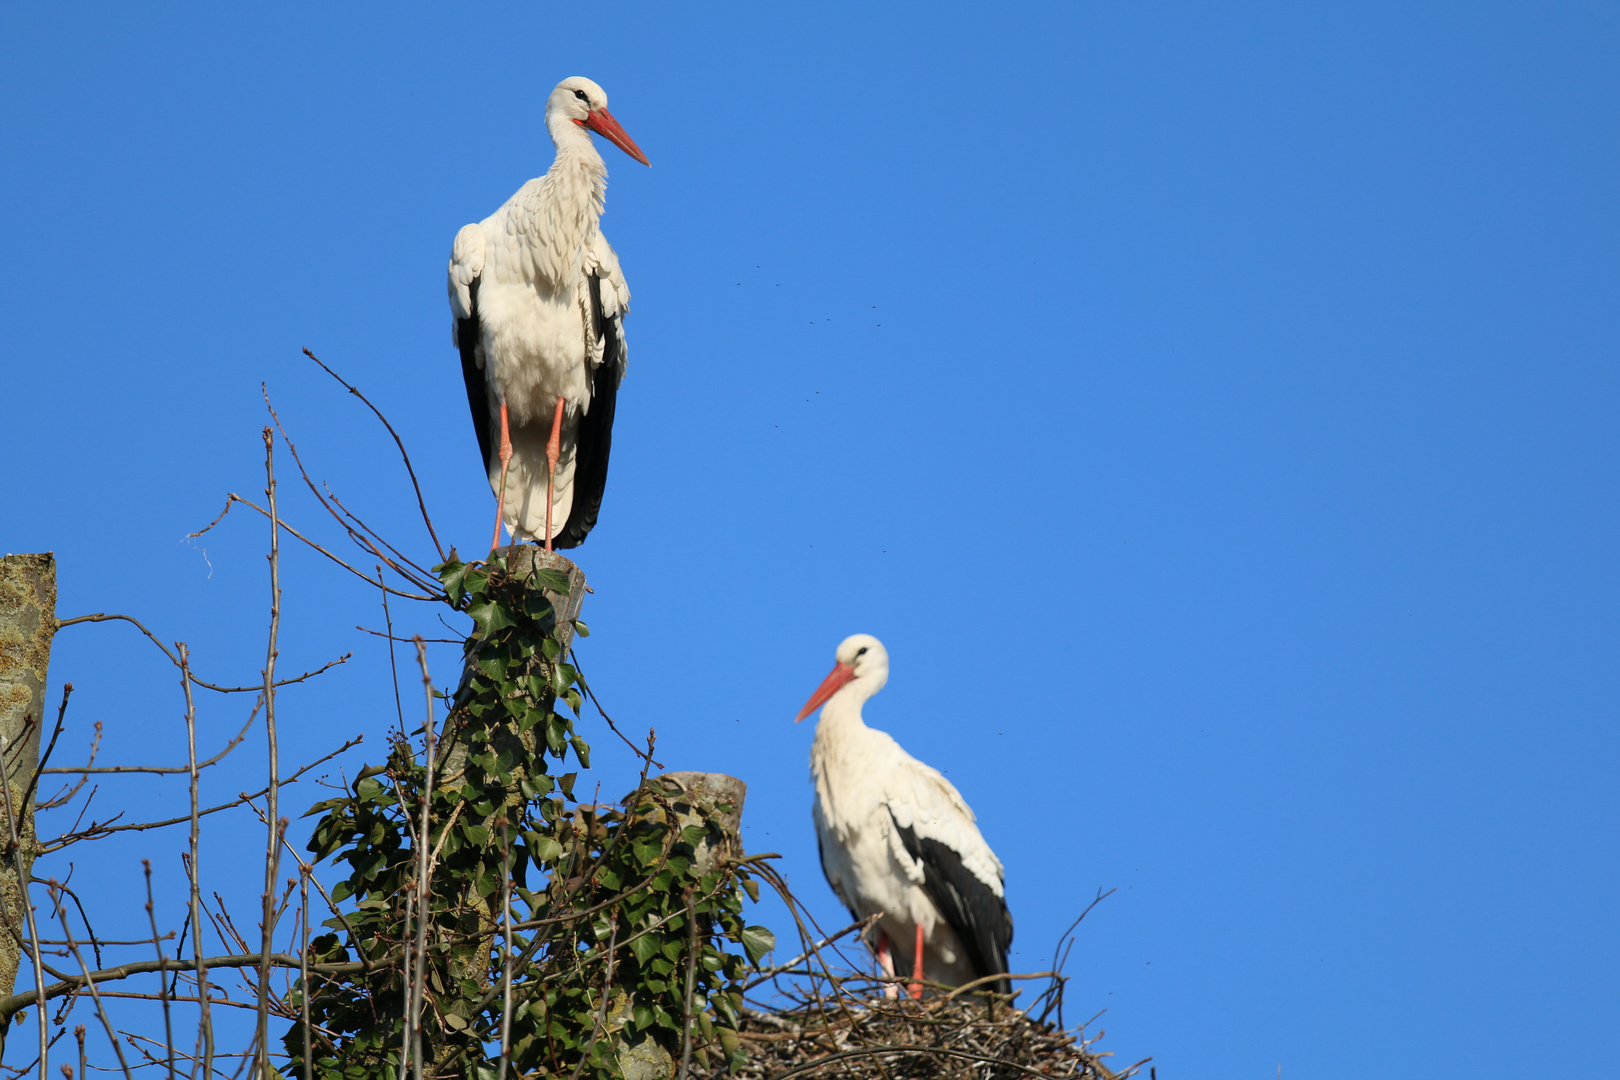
[796,634,1014,999]
[447,76,649,552]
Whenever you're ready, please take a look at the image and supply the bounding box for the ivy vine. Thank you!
[284,553,772,1079]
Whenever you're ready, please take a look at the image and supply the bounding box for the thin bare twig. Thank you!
[190,495,437,603]
[260,393,442,596]
[679,888,698,1080]
[40,738,361,854]
[0,728,48,1080]
[299,866,311,1080]
[496,821,513,1080]
[569,649,663,769]
[49,884,134,1080]
[377,568,406,741]
[20,685,73,812]
[566,909,618,1080]
[301,348,446,561]
[744,915,880,990]
[254,423,282,1080]
[409,639,434,1080]
[42,704,258,776]
[142,862,176,1080]
[179,646,212,1080]
[53,615,349,694]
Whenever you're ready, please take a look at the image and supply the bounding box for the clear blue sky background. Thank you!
[3,2,1616,1076]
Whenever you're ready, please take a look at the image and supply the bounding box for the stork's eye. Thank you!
[855,647,868,658]
[573,89,590,104]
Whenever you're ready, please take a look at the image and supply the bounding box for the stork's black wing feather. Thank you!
[456,276,492,474]
[552,271,622,549]
[816,830,862,926]
[889,810,1014,995]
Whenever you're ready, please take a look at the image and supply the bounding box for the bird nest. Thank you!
[699,993,1136,1080]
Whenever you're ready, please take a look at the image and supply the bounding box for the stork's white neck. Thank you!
[508,116,609,289]
[814,676,885,735]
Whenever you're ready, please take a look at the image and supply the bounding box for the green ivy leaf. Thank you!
[467,600,516,636]
[630,934,662,964]
[436,559,470,606]
[739,925,776,965]
[531,568,573,594]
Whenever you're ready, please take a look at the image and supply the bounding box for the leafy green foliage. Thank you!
[284,553,764,1079]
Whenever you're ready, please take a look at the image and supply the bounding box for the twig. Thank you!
[301,347,446,561]
[568,649,663,769]
[0,730,48,1080]
[42,704,258,775]
[20,685,74,811]
[566,908,618,1080]
[179,647,212,1080]
[142,862,176,1080]
[261,395,443,597]
[745,916,880,989]
[189,495,437,602]
[679,888,698,1080]
[36,723,100,812]
[1038,887,1114,1028]
[53,615,349,694]
[40,739,361,853]
[409,640,434,1080]
[496,821,513,1080]
[298,866,311,1080]
[49,884,134,1080]
[254,424,282,1080]
[398,887,414,1079]
[377,567,406,740]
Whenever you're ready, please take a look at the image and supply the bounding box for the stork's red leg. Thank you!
[908,922,924,1000]
[544,395,564,552]
[491,400,513,553]
[875,931,899,1000]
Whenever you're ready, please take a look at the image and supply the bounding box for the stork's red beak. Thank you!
[795,662,856,722]
[583,107,650,166]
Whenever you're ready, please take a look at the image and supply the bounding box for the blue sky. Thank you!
[3,2,1617,1076]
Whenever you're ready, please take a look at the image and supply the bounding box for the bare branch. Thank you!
[0,728,49,1079]
[301,348,446,562]
[142,862,176,1080]
[39,738,362,854]
[203,495,439,602]
[53,615,350,694]
[180,645,213,1080]
[49,884,134,1080]
[43,704,258,776]
[254,422,283,1080]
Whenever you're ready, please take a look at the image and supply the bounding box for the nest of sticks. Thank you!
[687,909,1145,1080]
[704,994,1136,1080]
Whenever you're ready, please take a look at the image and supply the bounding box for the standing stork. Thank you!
[447,76,649,552]
[796,635,1014,999]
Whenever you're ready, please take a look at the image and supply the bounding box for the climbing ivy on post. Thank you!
[285,552,770,1079]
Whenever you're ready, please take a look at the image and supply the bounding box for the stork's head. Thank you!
[795,634,890,721]
[547,76,651,166]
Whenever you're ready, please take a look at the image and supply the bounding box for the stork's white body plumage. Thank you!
[448,76,646,549]
[798,635,1013,996]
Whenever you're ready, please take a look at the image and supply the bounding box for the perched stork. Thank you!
[447,76,649,552]
[796,634,1013,999]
